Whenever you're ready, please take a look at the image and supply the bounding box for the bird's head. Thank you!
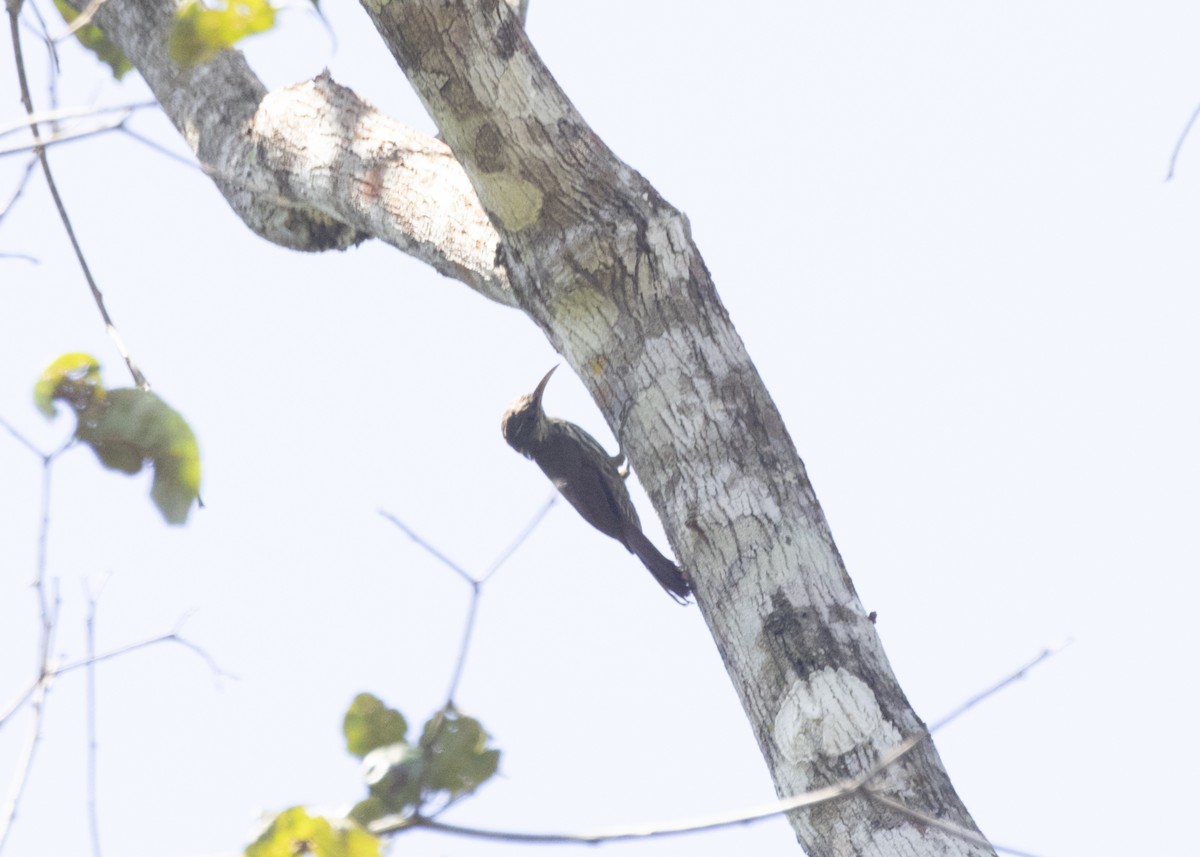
[501,365,557,455]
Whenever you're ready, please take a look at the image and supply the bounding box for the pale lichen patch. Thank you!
[774,667,901,773]
[549,284,620,333]
[478,172,544,232]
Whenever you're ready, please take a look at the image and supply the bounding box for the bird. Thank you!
[501,366,691,603]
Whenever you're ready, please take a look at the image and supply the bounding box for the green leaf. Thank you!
[75,388,201,523]
[53,0,133,80]
[419,710,500,797]
[76,388,202,524]
[35,355,202,523]
[346,797,388,829]
[343,694,407,759]
[34,352,103,418]
[168,0,276,68]
[245,807,380,857]
[343,698,498,819]
[360,743,424,814]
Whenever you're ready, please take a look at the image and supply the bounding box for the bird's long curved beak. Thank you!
[532,365,558,404]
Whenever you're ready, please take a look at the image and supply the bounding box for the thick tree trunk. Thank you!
[68,0,994,853]
[360,4,993,856]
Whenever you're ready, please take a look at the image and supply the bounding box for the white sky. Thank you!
[2,3,1198,857]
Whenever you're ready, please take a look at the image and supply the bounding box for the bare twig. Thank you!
[1167,100,1200,181]
[0,102,197,175]
[380,493,557,703]
[864,789,1043,857]
[21,0,62,111]
[927,641,1071,734]
[115,126,199,171]
[0,101,155,137]
[378,495,558,816]
[0,110,132,155]
[0,154,37,225]
[1,623,233,731]
[0,425,60,852]
[0,573,59,852]
[0,683,36,731]
[54,627,235,682]
[0,414,45,459]
[35,454,56,655]
[480,493,556,582]
[6,4,147,389]
[443,594,480,705]
[380,510,475,587]
[0,678,50,852]
[84,578,108,857]
[371,645,1063,851]
[375,737,926,842]
[853,644,1070,857]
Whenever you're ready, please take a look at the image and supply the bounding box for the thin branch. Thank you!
[0,575,59,853]
[852,644,1070,857]
[35,454,56,660]
[54,625,236,683]
[6,5,147,389]
[0,677,49,852]
[19,0,60,80]
[1,622,233,731]
[0,442,60,735]
[373,645,1063,849]
[0,154,37,225]
[375,488,1056,849]
[927,641,1071,734]
[0,414,46,459]
[0,101,155,137]
[379,510,476,586]
[0,436,60,733]
[0,111,132,155]
[864,790,1044,857]
[84,578,107,857]
[115,126,200,171]
[377,737,926,842]
[1166,100,1200,181]
[0,103,198,174]
[442,593,480,705]
[0,682,36,731]
[480,493,556,582]
[448,494,557,700]
[380,494,558,703]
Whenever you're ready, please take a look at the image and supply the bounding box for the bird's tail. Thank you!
[624,527,691,604]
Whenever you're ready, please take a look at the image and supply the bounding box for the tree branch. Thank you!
[61,0,514,304]
[7,1,147,387]
[380,493,556,704]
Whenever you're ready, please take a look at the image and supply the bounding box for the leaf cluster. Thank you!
[245,808,380,857]
[168,0,276,68]
[54,0,279,77]
[246,694,500,856]
[344,693,500,826]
